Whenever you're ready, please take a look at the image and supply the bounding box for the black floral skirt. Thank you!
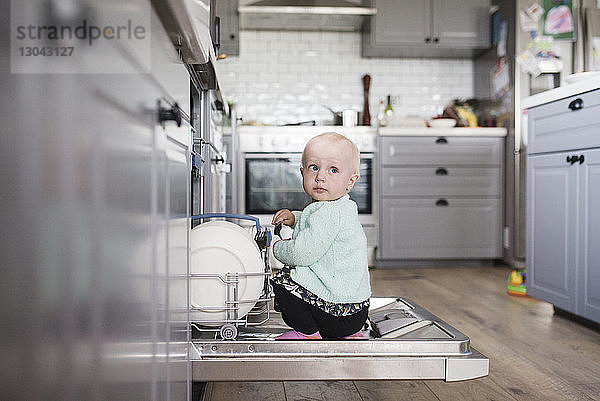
[270,265,369,317]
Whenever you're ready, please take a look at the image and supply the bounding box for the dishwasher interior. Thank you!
[189,214,488,383]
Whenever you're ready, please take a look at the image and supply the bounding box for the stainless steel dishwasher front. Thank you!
[191,297,489,382]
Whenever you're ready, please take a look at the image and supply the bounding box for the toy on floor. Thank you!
[507,269,527,296]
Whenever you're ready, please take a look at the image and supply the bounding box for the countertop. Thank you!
[521,75,600,109]
[236,126,506,137]
[379,127,507,137]
[237,125,377,135]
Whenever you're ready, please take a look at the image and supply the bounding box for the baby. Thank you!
[270,132,371,340]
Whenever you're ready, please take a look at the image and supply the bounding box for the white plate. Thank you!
[565,71,600,84]
[428,118,457,128]
[190,220,264,325]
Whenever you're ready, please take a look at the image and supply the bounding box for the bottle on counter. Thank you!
[384,95,394,126]
[376,99,386,127]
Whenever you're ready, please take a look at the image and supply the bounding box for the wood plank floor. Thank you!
[204,265,600,401]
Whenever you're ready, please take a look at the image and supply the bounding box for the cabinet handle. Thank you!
[158,102,182,127]
[568,98,583,111]
[436,199,449,207]
[435,137,448,144]
[435,167,448,176]
[567,155,585,165]
[214,16,221,51]
[433,37,439,43]
[425,37,431,43]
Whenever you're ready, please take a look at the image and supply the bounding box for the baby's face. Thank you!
[300,138,359,202]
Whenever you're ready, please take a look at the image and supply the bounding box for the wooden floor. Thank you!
[204,265,600,401]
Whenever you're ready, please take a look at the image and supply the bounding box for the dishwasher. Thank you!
[190,214,488,383]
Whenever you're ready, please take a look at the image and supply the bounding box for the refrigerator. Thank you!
[474,0,525,267]
[474,0,590,267]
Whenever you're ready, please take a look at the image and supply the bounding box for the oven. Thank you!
[235,126,378,264]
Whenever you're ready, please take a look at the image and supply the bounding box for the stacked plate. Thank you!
[190,221,264,324]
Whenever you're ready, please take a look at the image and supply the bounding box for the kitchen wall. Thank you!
[215,31,475,126]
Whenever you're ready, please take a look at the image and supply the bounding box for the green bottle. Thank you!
[384,95,394,125]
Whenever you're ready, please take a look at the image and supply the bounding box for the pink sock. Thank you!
[275,330,322,340]
[342,331,365,339]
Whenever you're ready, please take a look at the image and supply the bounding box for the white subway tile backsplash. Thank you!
[216,31,474,123]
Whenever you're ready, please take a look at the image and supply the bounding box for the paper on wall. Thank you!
[493,58,511,98]
[517,49,542,76]
[498,21,507,57]
[520,11,538,31]
[526,3,544,20]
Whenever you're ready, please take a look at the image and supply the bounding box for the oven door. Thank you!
[240,153,374,226]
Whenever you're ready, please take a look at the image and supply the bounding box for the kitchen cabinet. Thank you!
[378,134,503,260]
[526,89,600,324]
[362,0,491,58]
[1,0,192,397]
[215,0,239,56]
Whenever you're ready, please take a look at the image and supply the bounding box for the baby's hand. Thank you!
[272,209,295,227]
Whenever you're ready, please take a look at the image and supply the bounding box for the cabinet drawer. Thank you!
[380,136,503,166]
[380,198,501,259]
[381,166,501,197]
[527,89,600,155]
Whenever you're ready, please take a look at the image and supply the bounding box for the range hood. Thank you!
[238,0,376,32]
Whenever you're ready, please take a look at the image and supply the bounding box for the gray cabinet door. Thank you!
[216,0,239,56]
[380,136,503,166]
[372,0,430,46]
[380,198,501,259]
[362,0,490,58]
[579,148,600,322]
[381,166,501,197]
[527,89,600,155]
[432,0,490,48]
[527,152,578,313]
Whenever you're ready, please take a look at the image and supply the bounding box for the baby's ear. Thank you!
[347,173,360,189]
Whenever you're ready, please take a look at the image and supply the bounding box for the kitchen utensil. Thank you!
[361,74,371,126]
[281,120,316,126]
[190,220,264,324]
[323,105,360,126]
[342,109,358,126]
[428,118,457,128]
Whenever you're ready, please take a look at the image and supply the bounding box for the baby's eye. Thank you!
[308,165,318,172]
[330,167,338,174]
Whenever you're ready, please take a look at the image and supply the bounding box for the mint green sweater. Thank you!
[273,195,371,304]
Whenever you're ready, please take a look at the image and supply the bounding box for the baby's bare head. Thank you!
[302,132,360,174]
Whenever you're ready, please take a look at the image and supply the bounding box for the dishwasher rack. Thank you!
[190,213,273,340]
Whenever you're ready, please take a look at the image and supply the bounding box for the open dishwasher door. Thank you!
[191,297,488,382]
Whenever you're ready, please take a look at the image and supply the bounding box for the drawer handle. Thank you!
[435,137,448,144]
[435,167,448,176]
[436,199,449,207]
[568,98,584,111]
[567,155,585,165]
